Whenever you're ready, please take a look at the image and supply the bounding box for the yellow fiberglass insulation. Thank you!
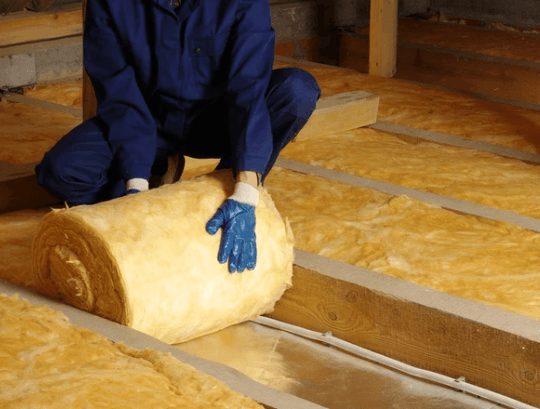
[0,294,264,409]
[31,170,294,344]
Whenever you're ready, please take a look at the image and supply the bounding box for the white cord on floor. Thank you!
[253,316,534,409]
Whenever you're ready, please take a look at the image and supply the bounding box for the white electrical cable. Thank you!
[253,316,536,409]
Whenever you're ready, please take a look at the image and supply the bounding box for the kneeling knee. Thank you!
[281,68,322,119]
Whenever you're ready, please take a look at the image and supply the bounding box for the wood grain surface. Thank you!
[267,262,540,407]
[369,0,398,77]
[0,3,82,47]
[340,21,540,105]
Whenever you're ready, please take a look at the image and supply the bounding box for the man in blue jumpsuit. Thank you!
[35,0,321,273]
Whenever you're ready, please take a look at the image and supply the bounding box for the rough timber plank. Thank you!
[0,0,57,13]
[0,279,324,409]
[295,91,379,141]
[266,249,540,408]
[0,4,82,47]
[0,170,60,214]
[339,32,540,105]
[0,0,28,14]
[369,0,397,77]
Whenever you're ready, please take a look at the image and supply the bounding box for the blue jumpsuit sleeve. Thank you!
[226,0,275,175]
[84,0,156,181]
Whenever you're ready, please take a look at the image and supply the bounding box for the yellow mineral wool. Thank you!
[32,170,294,344]
[281,127,540,219]
[0,99,81,165]
[23,79,84,109]
[265,167,540,321]
[273,59,540,154]
[0,294,264,409]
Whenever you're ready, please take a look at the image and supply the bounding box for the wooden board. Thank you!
[294,91,379,141]
[0,172,60,214]
[0,0,29,14]
[0,3,82,47]
[266,250,540,408]
[369,0,398,77]
[363,18,540,63]
[0,0,57,14]
[340,28,540,105]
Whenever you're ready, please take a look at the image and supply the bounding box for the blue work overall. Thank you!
[35,0,321,204]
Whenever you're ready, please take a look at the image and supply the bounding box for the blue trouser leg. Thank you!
[182,67,321,178]
[36,68,320,204]
[262,67,321,180]
[35,117,120,204]
[35,117,179,204]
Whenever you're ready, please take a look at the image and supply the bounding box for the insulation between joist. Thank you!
[276,158,540,233]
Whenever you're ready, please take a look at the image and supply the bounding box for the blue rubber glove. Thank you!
[206,199,257,273]
[126,189,140,195]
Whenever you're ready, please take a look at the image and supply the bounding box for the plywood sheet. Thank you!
[274,59,540,154]
[23,79,84,109]
[356,19,540,63]
[281,127,540,219]
[0,293,264,409]
[264,167,540,321]
[0,99,81,165]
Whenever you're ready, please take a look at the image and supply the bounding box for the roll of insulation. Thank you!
[32,170,294,344]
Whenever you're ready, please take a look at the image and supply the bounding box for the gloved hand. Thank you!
[126,189,140,195]
[206,183,258,273]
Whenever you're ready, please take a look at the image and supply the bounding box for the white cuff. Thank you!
[230,182,259,207]
[126,178,149,192]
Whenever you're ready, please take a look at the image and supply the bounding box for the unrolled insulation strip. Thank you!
[371,121,540,164]
[253,315,536,409]
[0,279,326,409]
[395,78,540,112]
[275,157,540,233]
[0,91,82,118]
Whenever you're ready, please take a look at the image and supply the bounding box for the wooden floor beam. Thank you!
[0,3,82,48]
[266,249,540,408]
[295,90,379,140]
[340,32,540,105]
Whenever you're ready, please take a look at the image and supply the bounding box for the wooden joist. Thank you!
[267,250,540,408]
[0,0,57,14]
[295,90,379,141]
[0,3,82,47]
[340,29,540,105]
[0,169,59,214]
